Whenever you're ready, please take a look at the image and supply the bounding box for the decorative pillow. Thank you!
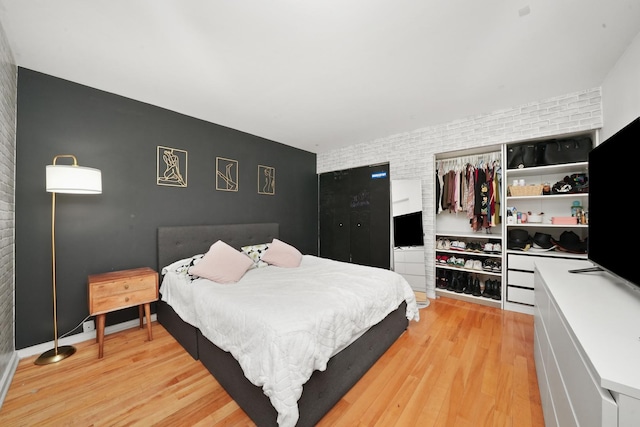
[161,254,203,275]
[261,238,303,268]
[188,240,253,283]
[241,243,270,268]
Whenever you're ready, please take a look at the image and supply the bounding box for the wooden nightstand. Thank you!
[88,267,159,358]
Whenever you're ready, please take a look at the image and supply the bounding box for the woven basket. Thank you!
[509,184,543,196]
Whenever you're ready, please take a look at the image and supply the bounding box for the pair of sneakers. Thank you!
[482,259,502,272]
[463,259,483,270]
[483,242,502,253]
[450,241,467,251]
[436,238,451,250]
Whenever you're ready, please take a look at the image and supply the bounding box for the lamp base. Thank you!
[34,345,76,365]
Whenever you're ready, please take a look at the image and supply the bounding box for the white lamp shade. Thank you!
[46,165,102,194]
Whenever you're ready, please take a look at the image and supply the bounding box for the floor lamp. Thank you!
[35,154,102,365]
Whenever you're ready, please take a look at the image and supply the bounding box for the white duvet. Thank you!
[161,255,419,427]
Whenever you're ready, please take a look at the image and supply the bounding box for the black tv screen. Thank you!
[588,116,640,287]
[393,211,424,247]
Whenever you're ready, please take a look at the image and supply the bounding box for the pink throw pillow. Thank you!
[261,238,303,268]
[188,240,253,283]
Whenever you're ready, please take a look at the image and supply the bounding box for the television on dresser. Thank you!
[574,116,640,289]
[393,211,424,247]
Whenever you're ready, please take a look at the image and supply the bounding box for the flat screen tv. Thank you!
[393,211,424,247]
[576,116,640,288]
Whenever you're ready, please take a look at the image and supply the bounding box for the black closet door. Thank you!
[366,163,391,269]
[348,165,372,266]
[318,163,390,269]
[319,170,351,262]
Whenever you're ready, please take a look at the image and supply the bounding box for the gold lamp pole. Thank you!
[35,155,102,365]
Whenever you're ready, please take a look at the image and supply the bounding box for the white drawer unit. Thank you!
[393,246,426,292]
[506,253,536,313]
[533,259,639,427]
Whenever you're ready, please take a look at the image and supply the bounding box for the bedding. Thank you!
[160,253,419,427]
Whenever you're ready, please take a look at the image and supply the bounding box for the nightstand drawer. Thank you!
[88,268,158,315]
[90,285,157,313]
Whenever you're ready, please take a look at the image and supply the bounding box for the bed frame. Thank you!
[156,223,409,426]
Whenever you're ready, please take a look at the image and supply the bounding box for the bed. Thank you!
[156,223,419,427]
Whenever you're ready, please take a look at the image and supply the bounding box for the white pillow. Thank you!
[188,240,253,283]
[241,243,270,268]
[161,254,203,275]
[261,238,303,268]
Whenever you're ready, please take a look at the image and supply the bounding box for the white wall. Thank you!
[602,30,640,141]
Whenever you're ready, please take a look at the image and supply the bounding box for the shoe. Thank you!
[473,260,483,270]
[482,259,493,271]
[457,241,467,251]
[492,261,502,272]
[472,277,482,296]
[483,243,494,252]
[455,258,465,268]
[454,273,466,293]
[443,239,451,250]
[482,280,493,298]
[447,272,458,291]
[491,281,502,300]
[492,243,502,253]
[447,256,456,266]
[440,255,449,264]
[463,275,474,294]
[464,259,474,269]
[436,238,444,250]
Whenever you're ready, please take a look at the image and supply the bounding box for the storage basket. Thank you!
[508,184,543,196]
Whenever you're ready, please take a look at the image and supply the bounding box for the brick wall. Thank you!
[0,19,17,397]
[318,88,603,297]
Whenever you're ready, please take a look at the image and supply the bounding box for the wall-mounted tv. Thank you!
[393,211,424,247]
[578,116,640,289]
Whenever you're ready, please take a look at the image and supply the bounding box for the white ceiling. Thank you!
[1,1,639,154]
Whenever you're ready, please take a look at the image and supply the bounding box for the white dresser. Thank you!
[393,246,426,292]
[534,258,640,427]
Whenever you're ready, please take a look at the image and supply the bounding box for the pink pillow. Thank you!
[188,240,253,283]
[261,238,303,268]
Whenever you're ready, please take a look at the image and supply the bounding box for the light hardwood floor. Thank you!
[0,297,544,426]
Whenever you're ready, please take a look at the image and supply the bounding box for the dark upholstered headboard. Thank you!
[157,223,279,271]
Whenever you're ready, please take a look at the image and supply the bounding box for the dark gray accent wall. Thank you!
[15,68,318,350]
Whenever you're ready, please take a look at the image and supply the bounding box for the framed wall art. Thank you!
[157,146,187,187]
[258,165,275,195]
[216,157,239,191]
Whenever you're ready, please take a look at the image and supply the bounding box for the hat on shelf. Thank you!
[530,232,556,252]
[551,231,587,254]
[508,228,532,251]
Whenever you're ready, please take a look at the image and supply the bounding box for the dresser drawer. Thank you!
[507,254,536,271]
[507,286,535,305]
[508,270,535,289]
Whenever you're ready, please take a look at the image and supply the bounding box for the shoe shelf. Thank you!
[435,231,503,240]
[435,233,504,308]
[436,264,502,277]
[435,274,502,309]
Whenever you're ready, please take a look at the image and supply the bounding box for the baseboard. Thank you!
[16,314,157,359]
[0,351,19,409]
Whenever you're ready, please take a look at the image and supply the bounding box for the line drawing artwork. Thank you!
[258,165,275,195]
[157,146,187,187]
[216,157,238,191]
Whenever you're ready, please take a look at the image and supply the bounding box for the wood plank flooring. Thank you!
[0,297,544,426]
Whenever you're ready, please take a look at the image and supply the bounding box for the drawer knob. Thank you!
[125,297,129,302]
[124,284,129,289]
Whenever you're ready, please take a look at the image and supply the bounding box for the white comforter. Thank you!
[161,255,419,427]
